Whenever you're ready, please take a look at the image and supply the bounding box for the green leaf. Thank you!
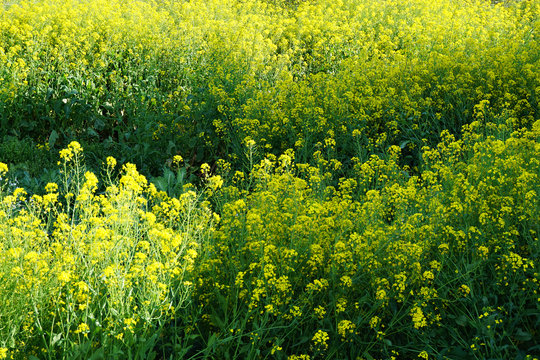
[87,127,99,138]
[514,328,532,341]
[448,347,469,358]
[94,118,105,131]
[363,351,376,360]
[48,129,59,149]
[455,315,468,326]
[87,348,105,360]
[51,332,62,345]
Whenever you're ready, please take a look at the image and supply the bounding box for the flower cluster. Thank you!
[0,143,216,358]
[1,0,538,173]
[191,119,540,358]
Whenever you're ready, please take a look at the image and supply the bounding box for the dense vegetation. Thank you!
[0,0,539,358]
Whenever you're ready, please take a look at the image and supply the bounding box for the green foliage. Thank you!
[0,143,216,359]
[1,0,538,174]
[179,120,539,359]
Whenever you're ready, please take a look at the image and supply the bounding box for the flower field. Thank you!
[0,0,539,358]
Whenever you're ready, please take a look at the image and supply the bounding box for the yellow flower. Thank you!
[336,298,347,313]
[340,275,352,287]
[83,171,99,192]
[477,246,489,259]
[123,317,137,333]
[288,355,310,360]
[59,141,83,162]
[74,322,90,336]
[270,344,282,355]
[289,305,302,318]
[58,271,72,284]
[200,163,211,177]
[173,155,183,163]
[106,156,117,168]
[13,187,27,201]
[411,306,427,329]
[438,243,449,253]
[376,289,387,301]
[0,347,8,359]
[314,305,326,320]
[459,284,471,297]
[68,141,83,154]
[337,320,356,340]
[59,148,72,161]
[311,330,329,351]
[0,162,8,176]
[45,182,58,193]
[369,316,380,329]
[208,175,224,191]
[423,270,434,281]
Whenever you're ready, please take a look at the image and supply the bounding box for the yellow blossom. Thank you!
[106,156,117,168]
[74,323,90,336]
[311,330,329,351]
[0,162,8,176]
